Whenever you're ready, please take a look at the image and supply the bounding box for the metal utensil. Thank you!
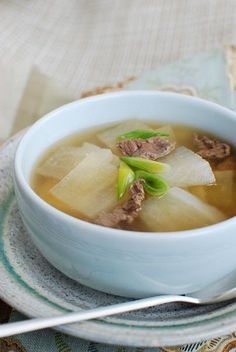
[1,271,236,338]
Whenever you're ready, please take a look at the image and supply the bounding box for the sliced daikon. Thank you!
[50,150,118,218]
[140,187,226,231]
[97,119,151,148]
[38,143,107,180]
[160,146,215,187]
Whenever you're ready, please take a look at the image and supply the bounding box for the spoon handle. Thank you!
[0,295,199,338]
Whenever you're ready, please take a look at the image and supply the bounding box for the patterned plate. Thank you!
[1,131,236,348]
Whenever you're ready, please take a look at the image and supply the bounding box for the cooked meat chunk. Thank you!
[95,179,145,228]
[124,179,145,215]
[117,137,175,160]
[193,133,231,161]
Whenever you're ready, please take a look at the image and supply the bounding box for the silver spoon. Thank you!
[1,271,236,338]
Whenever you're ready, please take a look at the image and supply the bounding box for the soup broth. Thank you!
[31,120,236,232]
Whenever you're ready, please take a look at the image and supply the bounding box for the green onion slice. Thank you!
[120,156,170,173]
[117,129,169,141]
[117,161,135,199]
[135,170,169,197]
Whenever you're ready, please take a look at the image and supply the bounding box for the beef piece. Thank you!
[95,179,145,228]
[193,133,231,161]
[123,179,145,214]
[117,137,175,160]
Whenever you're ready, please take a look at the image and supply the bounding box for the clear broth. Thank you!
[31,121,236,231]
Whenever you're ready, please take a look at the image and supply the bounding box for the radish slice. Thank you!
[97,120,151,148]
[160,146,215,187]
[140,187,226,232]
[38,143,111,180]
[50,150,118,218]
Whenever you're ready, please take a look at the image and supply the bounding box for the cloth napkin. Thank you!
[1,47,236,352]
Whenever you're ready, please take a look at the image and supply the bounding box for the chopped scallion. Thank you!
[117,129,169,141]
[135,170,169,197]
[117,161,135,199]
[120,156,170,173]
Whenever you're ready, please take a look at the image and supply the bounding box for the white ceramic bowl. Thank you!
[14,91,236,298]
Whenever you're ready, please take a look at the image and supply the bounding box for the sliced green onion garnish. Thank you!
[117,161,135,199]
[117,129,169,141]
[135,170,169,197]
[120,156,170,173]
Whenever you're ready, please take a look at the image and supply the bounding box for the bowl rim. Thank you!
[14,90,236,241]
